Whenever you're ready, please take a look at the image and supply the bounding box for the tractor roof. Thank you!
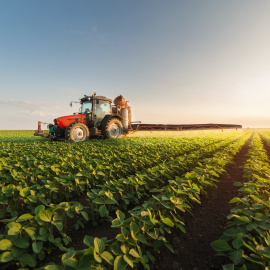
[80,95,112,103]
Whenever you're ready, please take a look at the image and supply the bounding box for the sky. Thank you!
[1,0,270,129]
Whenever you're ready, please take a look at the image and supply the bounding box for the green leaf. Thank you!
[39,227,48,235]
[53,213,62,221]
[105,198,117,204]
[11,246,25,258]
[136,234,147,244]
[233,215,250,223]
[229,249,243,265]
[254,213,268,222]
[18,253,37,267]
[129,248,140,258]
[62,249,78,268]
[111,243,122,256]
[211,240,232,252]
[232,236,243,249]
[120,243,128,254]
[34,205,45,215]
[147,209,156,225]
[27,195,37,203]
[32,241,43,253]
[94,238,105,254]
[112,219,122,228]
[224,228,238,237]
[116,210,125,222]
[37,233,49,241]
[39,197,48,205]
[78,253,95,270]
[39,210,52,222]
[100,251,114,265]
[147,231,158,239]
[0,251,14,262]
[130,222,139,239]
[114,255,128,270]
[38,250,46,261]
[123,254,134,268]
[94,250,102,263]
[14,238,29,249]
[83,235,94,247]
[246,223,256,231]
[53,221,63,232]
[162,217,174,227]
[165,242,174,253]
[121,228,129,239]
[16,213,34,222]
[243,241,256,253]
[99,205,107,217]
[81,211,89,221]
[258,222,270,230]
[93,198,104,204]
[20,187,30,197]
[7,222,22,235]
[23,226,36,239]
[223,264,235,270]
[116,234,126,243]
[0,239,13,251]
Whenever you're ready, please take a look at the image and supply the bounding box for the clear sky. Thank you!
[1,0,270,129]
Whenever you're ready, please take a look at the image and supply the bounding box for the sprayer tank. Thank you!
[122,108,129,130]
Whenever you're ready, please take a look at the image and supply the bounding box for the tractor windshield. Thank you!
[81,101,92,114]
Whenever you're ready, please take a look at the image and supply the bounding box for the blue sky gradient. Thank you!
[1,1,270,129]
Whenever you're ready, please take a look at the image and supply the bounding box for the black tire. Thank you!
[103,118,123,139]
[65,122,89,142]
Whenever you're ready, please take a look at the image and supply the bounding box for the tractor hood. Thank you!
[55,114,87,128]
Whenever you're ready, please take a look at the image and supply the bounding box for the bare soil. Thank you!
[153,135,253,270]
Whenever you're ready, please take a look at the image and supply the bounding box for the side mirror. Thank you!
[70,102,72,107]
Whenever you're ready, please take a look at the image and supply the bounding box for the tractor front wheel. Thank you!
[103,118,123,139]
[65,122,89,142]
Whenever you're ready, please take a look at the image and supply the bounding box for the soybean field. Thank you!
[0,129,269,270]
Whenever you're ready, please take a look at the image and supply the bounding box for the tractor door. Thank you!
[94,100,111,127]
[81,101,93,123]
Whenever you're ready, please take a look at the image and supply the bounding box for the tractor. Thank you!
[34,93,131,141]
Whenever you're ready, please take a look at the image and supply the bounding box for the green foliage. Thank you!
[0,130,252,269]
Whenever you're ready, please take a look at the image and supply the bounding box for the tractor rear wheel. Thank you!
[103,118,123,139]
[65,122,89,142]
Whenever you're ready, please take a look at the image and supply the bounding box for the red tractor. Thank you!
[34,93,131,141]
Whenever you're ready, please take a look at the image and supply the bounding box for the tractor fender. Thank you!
[100,115,122,133]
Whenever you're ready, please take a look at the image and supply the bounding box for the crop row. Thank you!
[36,133,251,270]
[211,133,270,270]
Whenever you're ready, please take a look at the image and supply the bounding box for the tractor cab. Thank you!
[79,94,112,128]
